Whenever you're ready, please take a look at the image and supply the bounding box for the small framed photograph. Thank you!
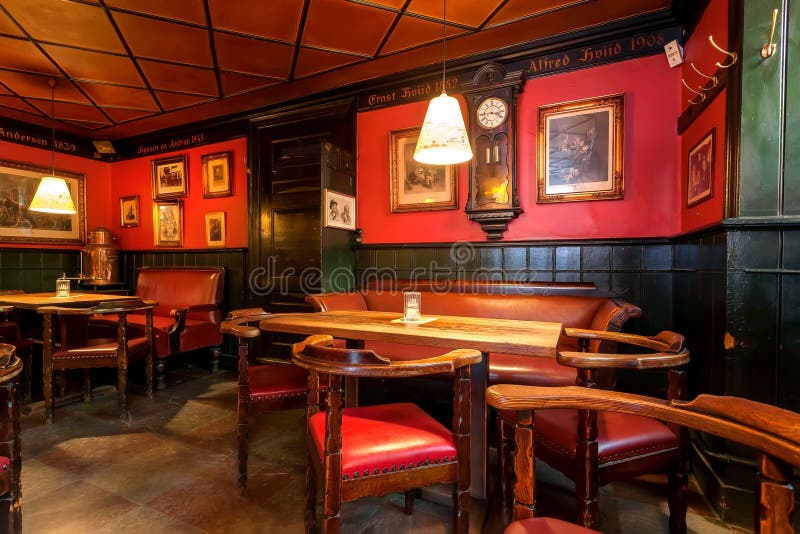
[153,200,183,247]
[390,127,458,212]
[201,151,232,198]
[205,211,226,247]
[151,155,188,199]
[537,93,624,203]
[323,189,356,231]
[687,128,715,207]
[119,195,140,228]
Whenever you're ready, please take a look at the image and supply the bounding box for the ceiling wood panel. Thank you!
[41,45,144,86]
[0,0,680,138]
[104,0,207,25]
[208,0,304,42]
[0,36,60,75]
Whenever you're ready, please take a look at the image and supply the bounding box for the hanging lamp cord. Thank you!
[49,80,56,176]
[442,0,447,92]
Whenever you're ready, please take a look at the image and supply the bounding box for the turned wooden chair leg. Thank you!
[210,346,221,373]
[305,448,317,534]
[404,490,415,515]
[155,360,167,390]
[82,369,91,403]
[118,364,128,420]
[58,369,67,399]
[237,406,249,490]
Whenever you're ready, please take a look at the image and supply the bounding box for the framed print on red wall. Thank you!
[687,128,714,207]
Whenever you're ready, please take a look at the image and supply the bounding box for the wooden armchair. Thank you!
[0,291,34,402]
[0,343,22,534]
[496,329,690,531]
[220,308,315,490]
[488,385,800,534]
[38,299,156,424]
[292,334,482,533]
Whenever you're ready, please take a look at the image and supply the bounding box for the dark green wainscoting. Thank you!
[0,248,80,292]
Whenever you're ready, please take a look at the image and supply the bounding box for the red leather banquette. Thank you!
[306,279,642,387]
[92,268,225,388]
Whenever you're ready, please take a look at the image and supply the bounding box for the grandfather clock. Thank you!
[462,63,523,240]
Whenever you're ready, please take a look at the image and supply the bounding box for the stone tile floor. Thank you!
[19,366,751,533]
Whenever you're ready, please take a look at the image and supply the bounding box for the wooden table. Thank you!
[259,310,562,499]
[0,292,137,310]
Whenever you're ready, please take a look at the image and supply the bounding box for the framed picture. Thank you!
[323,189,356,231]
[390,127,458,212]
[687,128,715,207]
[201,151,232,198]
[0,159,86,245]
[537,93,624,203]
[153,200,183,247]
[151,155,188,199]
[204,211,226,247]
[119,195,140,228]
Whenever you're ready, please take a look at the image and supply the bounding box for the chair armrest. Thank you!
[222,323,260,339]
[557,349,689,370]
[564,328,685,352]
[221,308,270,337]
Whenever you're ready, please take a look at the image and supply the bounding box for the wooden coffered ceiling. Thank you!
[0,0,677,140]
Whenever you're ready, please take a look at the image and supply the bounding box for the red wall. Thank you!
[680,0,728,233]
[357,54,682,244]
[110,137,248,250]
[0,139,112,250]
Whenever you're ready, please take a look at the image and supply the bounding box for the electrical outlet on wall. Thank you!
[664,39,684,67]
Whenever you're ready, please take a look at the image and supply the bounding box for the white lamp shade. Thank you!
[413,92,473,165]
[28,176,77,214]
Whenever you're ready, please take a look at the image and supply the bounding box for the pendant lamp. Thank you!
[413,0,472,165]
[29,79,76,215]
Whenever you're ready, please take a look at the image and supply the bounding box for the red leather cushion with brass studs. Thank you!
[504,517,599,534]
[309,403,456,480]
[248,364,313,401]
[53,337,150,360]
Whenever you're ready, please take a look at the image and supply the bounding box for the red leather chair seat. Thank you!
[248,364,309,402]
[534,409,678,463]
[0,455,9,495]
[504,517,598,534]
[53,337,150,361]
[309,403,456,480]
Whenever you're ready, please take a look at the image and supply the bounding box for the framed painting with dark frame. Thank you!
[151,155,188,200]
[119,195,140,228]
[0,159,86,245]
[537,93,624,203]
[687,128,715,207]
[204,211,226,247]
[153,200,183,247]
[323,189,356,231]
[201,151,232,198]
[390,127,458,212]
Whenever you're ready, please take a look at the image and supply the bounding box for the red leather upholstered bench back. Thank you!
[136,268,224,323]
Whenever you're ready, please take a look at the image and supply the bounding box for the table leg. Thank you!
[470,351,488,499]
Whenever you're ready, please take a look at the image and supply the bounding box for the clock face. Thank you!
[476,97,508,129]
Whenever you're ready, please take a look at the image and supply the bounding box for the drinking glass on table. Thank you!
[403,291,421,322]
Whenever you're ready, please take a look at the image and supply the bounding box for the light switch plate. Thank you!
[664,39,684,67]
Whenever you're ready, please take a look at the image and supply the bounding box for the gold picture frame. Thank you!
[151,154,188,200]
[687,128,715,207]
[537,93,624,203]
[201,151,232,198]
[119,195,140,228]
[204,211,226,247]
[153,200,183,247]
[0,159,86,245]
[390,127,458,212]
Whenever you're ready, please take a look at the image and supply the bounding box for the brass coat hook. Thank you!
[708,35,737,68]
[691,63,718,88]
[682,78,706,105]
[761,8,779,58]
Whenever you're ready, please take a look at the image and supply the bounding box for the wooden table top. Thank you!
[0,292,138,310]
[260,310,562,357]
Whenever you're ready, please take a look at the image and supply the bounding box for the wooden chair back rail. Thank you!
[565,328,686,352]
[487,385,800,534]
[293,334,479,533]
[557,350,691,369]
